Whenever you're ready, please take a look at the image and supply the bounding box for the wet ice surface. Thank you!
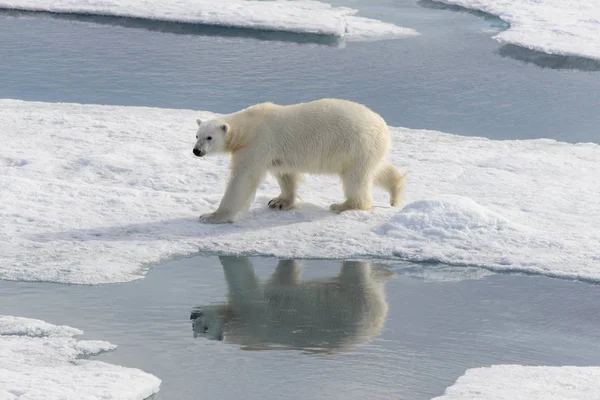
[1,256,600,400]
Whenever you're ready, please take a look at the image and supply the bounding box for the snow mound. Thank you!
[0,0,419,41]
[375,195,550,272]
[0,315,161,400]
[432,0,600,61]
[434,365,600,400]
[378,196,514,238]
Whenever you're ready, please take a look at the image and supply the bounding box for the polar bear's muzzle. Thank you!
[193,148,206,157]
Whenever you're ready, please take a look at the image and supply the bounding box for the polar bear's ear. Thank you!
[196,119,202,127]
[220,123,229,133]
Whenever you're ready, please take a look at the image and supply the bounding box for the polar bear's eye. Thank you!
[195,135,198,139]
[207,136,212,141]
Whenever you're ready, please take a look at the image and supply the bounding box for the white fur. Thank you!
[192,98,405,223]
[191,256,396,353]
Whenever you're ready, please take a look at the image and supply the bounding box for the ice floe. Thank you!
[0,0,419,41]
[434,364,600,400]
[1,99,598,284]
[432,0,600,60]
[0,315,161,400]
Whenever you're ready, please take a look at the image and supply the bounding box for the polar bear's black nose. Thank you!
[190,311,203,320]
[193,148,203,157]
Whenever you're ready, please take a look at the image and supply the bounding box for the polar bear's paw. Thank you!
[199,212,233,224]
[268,197,296,211]
[329,202,349,213]
[329,200,371,213]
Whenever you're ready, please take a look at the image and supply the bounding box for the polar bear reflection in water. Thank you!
[190,256,396,354]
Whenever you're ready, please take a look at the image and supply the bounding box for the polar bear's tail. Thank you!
[374,162,405,207]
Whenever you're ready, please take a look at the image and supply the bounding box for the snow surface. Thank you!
[1,99,599,285]
[0,0,419,41]
[0,316,161,400]
[432,0,600,60]
[434,365,600,400]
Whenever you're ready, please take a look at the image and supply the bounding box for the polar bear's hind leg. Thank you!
[330,166,374,213]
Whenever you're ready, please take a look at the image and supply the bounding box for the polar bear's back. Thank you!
[275,98,389,149]
[240,98,391,174]
[226,278,388,351]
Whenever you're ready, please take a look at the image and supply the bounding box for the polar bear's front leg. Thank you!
[268,172,301,211]
[219,256,262,307]
[200,165,265,224]
[199,211,234,224]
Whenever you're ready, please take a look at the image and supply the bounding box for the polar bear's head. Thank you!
[192,118,229,157]
[190,305,227,341]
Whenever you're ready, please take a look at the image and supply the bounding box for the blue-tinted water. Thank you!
[1,256,600,400]
[1,0,599,143]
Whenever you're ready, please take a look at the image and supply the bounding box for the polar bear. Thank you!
[192,98,404,223]
[190,256,396,353]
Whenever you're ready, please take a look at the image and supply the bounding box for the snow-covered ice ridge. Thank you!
[432,0,600,61]
[1,99,599,285]
[0,315,161,400]
[0,0,419,41]
[434,365,600,400]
